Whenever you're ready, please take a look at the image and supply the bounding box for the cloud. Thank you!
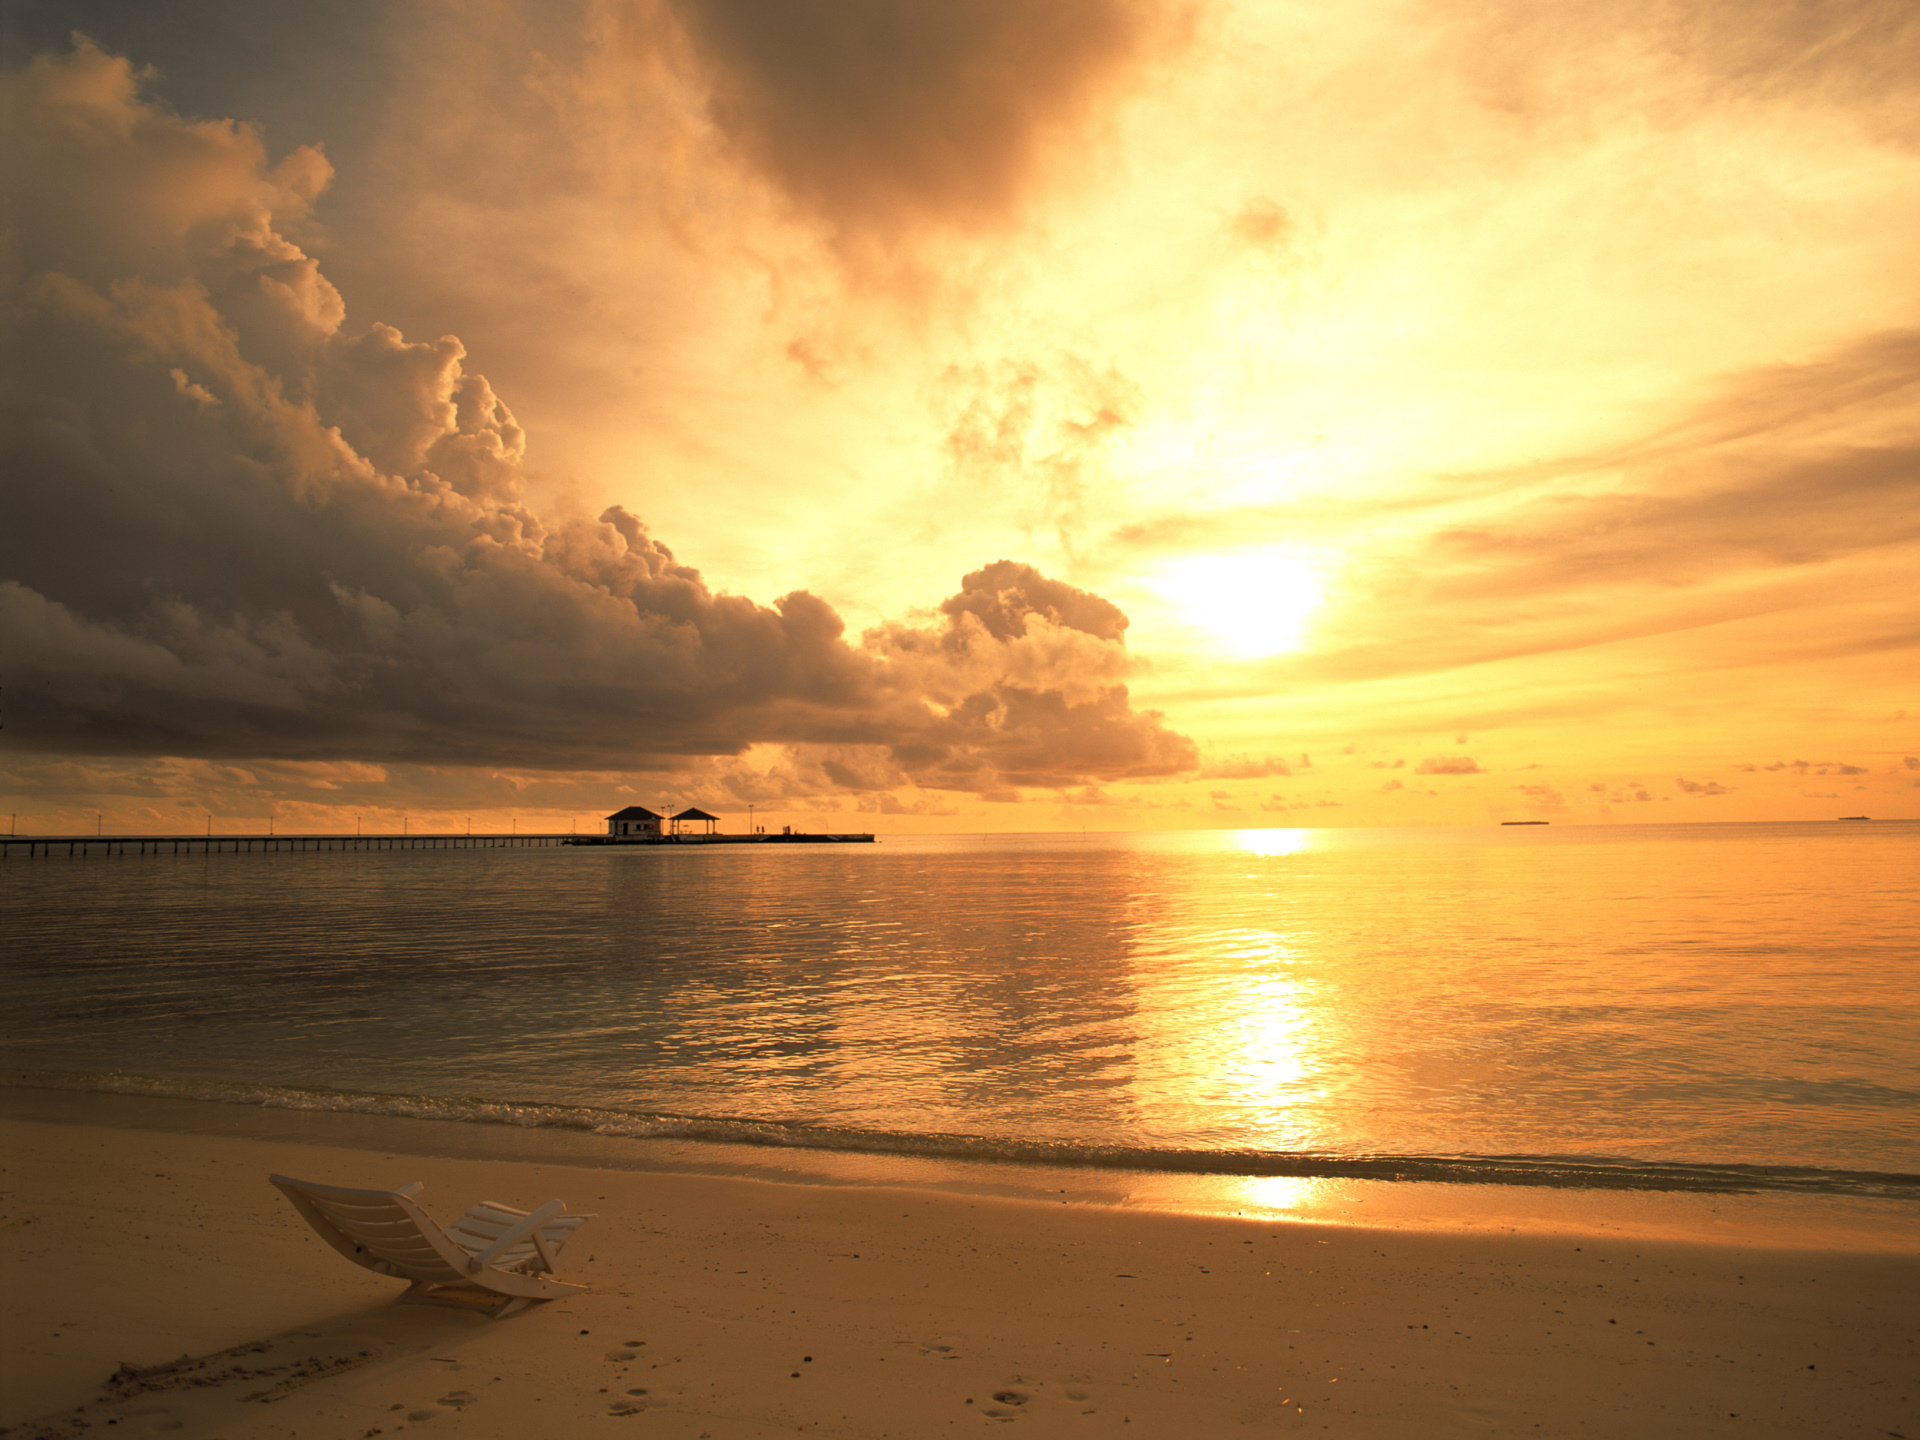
[1739,759,1873,775]
[1513,782,1567,811]
[1201,755,1292,779]
[661,0,1167,243]
[1416,756,1482,775]
[1676,777,1732,795]
[938,357,1142,552]
[0,41,1193,797]
[1110,331,1920,699]
[1431,0,1920,147]
[1227,196,1291,250]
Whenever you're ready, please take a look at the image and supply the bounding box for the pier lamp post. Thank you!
[748,804,755,835]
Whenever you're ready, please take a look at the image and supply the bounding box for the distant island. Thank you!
[1838,815,1871,821]
[1500,820,1549,826]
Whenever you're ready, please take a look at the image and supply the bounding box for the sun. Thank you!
[1153,548,1326,658]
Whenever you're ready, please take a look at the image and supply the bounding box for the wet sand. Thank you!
[1,1100,1914,1439]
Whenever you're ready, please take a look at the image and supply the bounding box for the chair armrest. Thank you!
[466,1199,566,1274]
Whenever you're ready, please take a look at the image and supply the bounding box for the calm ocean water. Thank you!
[4,823,1916,1199]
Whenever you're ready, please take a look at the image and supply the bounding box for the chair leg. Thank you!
[490,1297,539,1320]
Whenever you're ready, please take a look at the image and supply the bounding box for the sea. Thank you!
[4,822,1916,1239]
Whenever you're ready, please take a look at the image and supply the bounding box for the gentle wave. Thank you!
[13,1069,1918,1202]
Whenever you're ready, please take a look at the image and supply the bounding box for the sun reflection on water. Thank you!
[1234,827,1313,857]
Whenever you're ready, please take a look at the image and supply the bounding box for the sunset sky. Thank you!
[4,0,1916,833]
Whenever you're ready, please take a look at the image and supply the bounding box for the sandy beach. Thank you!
[1,1095,1913,1439]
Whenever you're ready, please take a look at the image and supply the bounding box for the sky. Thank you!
[2,0,1916,835]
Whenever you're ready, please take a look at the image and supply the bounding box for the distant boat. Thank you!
[1837,815,1871,822]
[1501,820,1549,825]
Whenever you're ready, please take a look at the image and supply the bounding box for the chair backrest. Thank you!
[269,1174,469,1283]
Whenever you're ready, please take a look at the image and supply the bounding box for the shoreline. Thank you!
[3,1091,1916,1437]
[6,1082,1917,1255]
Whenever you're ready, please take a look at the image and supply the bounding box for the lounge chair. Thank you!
[269,1174,593,1318]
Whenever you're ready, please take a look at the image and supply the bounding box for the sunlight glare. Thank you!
[1155,549,1325,658]
[1237,828,1313,857]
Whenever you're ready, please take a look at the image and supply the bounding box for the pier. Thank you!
[1,832,575,858]
[569,833,875,847]
[2,831,875,858]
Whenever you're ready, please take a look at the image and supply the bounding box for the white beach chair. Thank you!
[269,1174,593,1319]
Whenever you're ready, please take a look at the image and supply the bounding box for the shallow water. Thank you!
[4,822,1916,1195]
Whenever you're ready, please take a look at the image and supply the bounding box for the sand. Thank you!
[1,1099,1915,1439]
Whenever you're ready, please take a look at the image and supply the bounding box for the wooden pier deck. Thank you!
[1,831,875,858]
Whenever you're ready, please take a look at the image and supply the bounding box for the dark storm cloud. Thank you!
[0,41,1194,794]
[662,0,1164,236]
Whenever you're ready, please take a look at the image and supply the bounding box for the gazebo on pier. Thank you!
[606,806,664,839]
[672,807,719,836]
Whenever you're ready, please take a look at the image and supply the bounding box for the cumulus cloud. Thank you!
[0,41,1193,797]
[1416,755,1482,775]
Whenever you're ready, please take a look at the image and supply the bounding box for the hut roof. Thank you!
[606,806,663,821]
[673,807,720,822]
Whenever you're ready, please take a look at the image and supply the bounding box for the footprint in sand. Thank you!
[405,1409,440,1421]
[122,1409,184,1431]
[437,1391,475,1407]
[609,1398,645,1416]
[979,1388,1032,1420]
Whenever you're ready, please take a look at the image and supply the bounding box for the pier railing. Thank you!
[1,833,575,858]
[2,831,876,857]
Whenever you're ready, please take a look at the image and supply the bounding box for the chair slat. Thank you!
[269,1174,593,1311]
